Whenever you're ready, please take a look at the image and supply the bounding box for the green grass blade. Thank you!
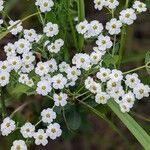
[108,100,150,150]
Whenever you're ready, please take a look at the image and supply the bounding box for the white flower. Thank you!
[36,0,54,13]
[0,71,10,87]
[93,46,106,55]
[107,87,125,104]
[133,83,150,100]
[53,92,68,107]
[35,62,49,76]
[52,74,67,89]
[15,39,31,54]
[76,20,89,34]
[36,80,52,96]
[41,108,56,123]
[85,20,103,37]
[34,129,48,146]
[106,18,122,35]
[4,43,16,57]
[90,51,102,65]
[72,53,91,70]
[119,8,137,25]
[18,74,29,84]
[20,122,35,138]
[88,81,102,94]
[107,79,121,92]
[95,92,110,104]
[0,117,16,136]
[133,1,147,13]
[109,69,123,81]
[55,38,64,47]
[121,92,135,109]
[8,56,22,71]
[47,59,58,73]
[119,103,130,113]
[59,62,70,73]
[40,74,52,82]
[11,140,27,150]
[0,60,11,73]
[21,63,34,73]
[22,52,35,64]
[85,77,94,89]
[26,79,34,87]
[125,73,140,89]
[105,0,119,9]
[8,20,23,35]
[96,67,111,82]
[24,29,37,42]
[47,42,61,53]
[94,0,105,11]
[66,66,81,80]
[66,79,76,87]
[96,34,112,51]
[43,22,59,37]
[46,123,62,140]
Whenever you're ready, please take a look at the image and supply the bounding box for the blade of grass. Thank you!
[108,100,150,150]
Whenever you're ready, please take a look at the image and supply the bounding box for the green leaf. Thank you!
[108,100,150,150]
[103,54,119,67]
[6,83,30,100]
[66,108,82,130]
[145,51,150,74]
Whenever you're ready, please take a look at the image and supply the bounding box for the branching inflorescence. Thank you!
[0,0,149,149]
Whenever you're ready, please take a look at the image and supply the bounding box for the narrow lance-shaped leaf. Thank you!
[108,100,150,150]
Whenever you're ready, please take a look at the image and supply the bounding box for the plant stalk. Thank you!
[123,65,146,74]
[118,0,129,66]
[77,0,85,52]
[0,87,7,118]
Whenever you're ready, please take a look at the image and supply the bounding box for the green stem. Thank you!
[77,0,85,52]
[0,12,39,40]
[75,91,90,99]
[36,7,45,26]
[123,65,146,75]
[118,26,127,66]
[35,120,42,127]
[68,9,78,50]
[0,87,7,118]
[118,0,129,66]
[125,0,129,8]
[21,12,39,22]
[112,34,116,56]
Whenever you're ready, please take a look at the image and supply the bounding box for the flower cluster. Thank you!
[85,69,150,113]
[94,0,146,12]
[1,107,62,148]
[0,0,149,149]
[77,0,147,38]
